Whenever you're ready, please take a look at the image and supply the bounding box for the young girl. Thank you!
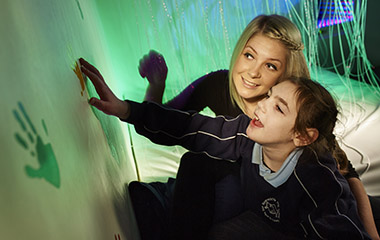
[82,57,370,238]
[136,14,378,240]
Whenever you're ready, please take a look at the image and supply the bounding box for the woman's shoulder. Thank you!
[207,69,229,75]
[188,69,229,92]
[198,69,230,96]
[202,69,229,81]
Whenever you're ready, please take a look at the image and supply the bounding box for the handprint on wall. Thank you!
[13,102,60,188]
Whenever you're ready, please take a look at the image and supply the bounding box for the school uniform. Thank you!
[124,100,371,239]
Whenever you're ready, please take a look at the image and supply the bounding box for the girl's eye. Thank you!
[267,63,277,71]
[244,52,254,59]
[276,105,284,114]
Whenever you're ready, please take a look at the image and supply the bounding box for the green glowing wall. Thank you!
[1,0,139,239]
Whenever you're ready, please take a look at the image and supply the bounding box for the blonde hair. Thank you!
[229,14,310,112]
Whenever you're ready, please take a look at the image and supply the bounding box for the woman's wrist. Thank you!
[144,83,165,102]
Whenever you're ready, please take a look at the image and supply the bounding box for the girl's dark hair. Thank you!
[290,77,348,172]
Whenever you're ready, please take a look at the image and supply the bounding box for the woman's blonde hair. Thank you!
[229,14,310,112]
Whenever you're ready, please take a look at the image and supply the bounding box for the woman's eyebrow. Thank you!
[244,46,282,65]
[245,46,256,54]
[268,58,282,63]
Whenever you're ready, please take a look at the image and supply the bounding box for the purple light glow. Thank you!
[317,0,355,28]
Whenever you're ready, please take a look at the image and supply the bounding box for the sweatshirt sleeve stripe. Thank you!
[124,100,251,162]
[294,151,367,239]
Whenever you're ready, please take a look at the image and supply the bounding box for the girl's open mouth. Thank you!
[252,114,264,128]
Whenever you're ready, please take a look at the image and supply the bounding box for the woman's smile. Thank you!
[242,76,259,89]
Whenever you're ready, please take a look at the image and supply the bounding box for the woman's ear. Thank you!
[293,128,319,147]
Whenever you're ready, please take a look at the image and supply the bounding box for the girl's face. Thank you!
[246,81,299,149]
[232,33,288,105]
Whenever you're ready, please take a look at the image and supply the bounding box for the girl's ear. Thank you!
[293,128,319,147]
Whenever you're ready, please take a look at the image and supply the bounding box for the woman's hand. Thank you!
[79,58,130,120]
[139,50,168,86]
[139,50,168,102]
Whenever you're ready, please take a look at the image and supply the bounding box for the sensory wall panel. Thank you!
[1,0,139,239]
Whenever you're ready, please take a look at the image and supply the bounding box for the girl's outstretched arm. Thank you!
[124,100,252,162]
[79,58,131,120]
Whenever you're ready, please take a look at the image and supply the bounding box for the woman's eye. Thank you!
[244,53,253,59]
[267,63,277,71]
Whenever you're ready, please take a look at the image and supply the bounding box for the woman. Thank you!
[134,14,378,240]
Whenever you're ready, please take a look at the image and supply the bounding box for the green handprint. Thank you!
[13,102,60,188]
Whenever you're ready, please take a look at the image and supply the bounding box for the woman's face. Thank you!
[232,33,288,104]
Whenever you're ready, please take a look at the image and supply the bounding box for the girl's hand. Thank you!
[79,58,130,120]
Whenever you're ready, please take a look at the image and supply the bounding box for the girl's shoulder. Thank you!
[295,149,345,191]
[295,149,340,182]
[297,148,337,169]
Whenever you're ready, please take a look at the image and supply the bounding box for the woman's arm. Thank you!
[348,177,380,240]
[138,50,228,113]
[165,70,230,113]
[344,161,380,239]
[164,75,208,110]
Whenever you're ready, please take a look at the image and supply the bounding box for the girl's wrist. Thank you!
[118,100,131,120]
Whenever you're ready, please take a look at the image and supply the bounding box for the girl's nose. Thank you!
[257,97,267,113]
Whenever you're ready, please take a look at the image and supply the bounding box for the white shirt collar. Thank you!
[251,144,303,187]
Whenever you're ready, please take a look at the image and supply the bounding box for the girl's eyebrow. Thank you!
[269,87,289,111]
[274,96,289,111]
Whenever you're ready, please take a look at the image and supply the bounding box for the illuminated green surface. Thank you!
[14,102,60,188]
[1,0,138,239]
[1,0,379,239]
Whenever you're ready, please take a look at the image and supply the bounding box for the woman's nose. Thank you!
[248,64,261,78]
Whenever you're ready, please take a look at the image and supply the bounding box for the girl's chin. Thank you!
[246,126,259,140]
